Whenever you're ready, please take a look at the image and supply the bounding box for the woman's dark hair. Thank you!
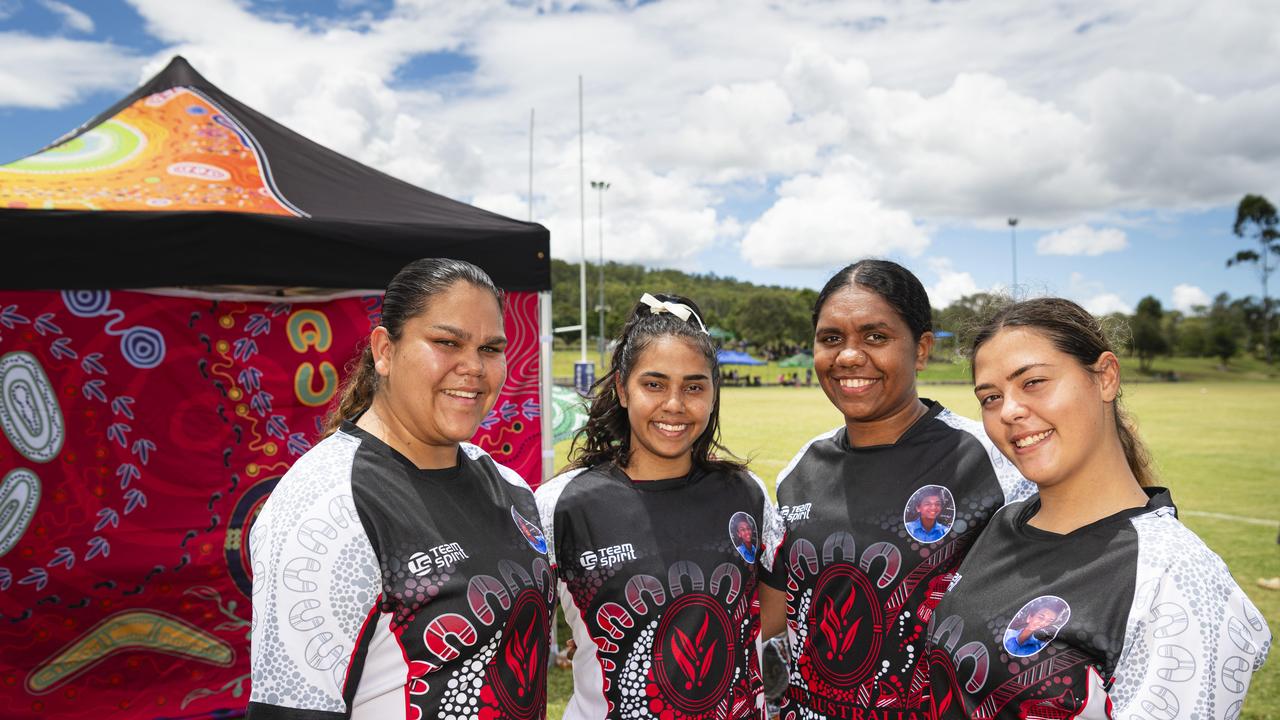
[969,297,1155,487]
[567,293,744,474]
[812,259,932,340]
[322,258,503,437]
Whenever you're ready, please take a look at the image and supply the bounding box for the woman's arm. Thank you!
[760,584,788,640]
[1110,538,1271,718]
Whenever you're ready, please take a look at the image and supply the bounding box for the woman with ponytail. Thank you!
[923,297,1270,718]
[536,293,781,720]
[248,259,553,720]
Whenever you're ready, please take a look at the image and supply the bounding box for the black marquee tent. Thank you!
[1,56,549,291]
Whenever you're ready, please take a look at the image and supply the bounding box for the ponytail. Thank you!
[321,343,378,437]
[1115,403,1155,487]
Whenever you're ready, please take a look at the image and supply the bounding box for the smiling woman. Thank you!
[758,259,1036,720]
[535,293,782,720]
[247,259,554,720]
[922,297,1270,719]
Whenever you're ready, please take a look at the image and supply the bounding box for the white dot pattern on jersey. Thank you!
[249,430,380,713]
[533,467,589,568]
[1110,507,1271,719]
[617,619,659,718]
[436,629,502,720]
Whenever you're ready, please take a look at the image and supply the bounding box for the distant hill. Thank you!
[551,259,817,351]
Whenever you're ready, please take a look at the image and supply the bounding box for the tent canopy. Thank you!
[778,352,812,367]
[717,349,765,366]
[0,56,548,291]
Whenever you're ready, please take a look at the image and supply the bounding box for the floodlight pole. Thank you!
[591,180,610,368]
[1008,217,1019,292]
[528,109,534,221]
[578,76,587,363]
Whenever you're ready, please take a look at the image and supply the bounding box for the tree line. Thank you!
[551,194,1280,369]
[550,260,818,356]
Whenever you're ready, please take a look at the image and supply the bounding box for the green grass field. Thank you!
[546,379,1280,719]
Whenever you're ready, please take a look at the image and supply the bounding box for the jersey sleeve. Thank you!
[247,434,382,719]
[748,470,784,575]
[533,469,582,570]
[1110,510,1272,718]
[760,435,827,592]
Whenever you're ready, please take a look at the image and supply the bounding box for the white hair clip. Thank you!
[639,293,709,334]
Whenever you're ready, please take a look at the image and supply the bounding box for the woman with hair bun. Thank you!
[758,259,1035,719]
[248,258,553,720]
[923,297,1270,718]
[537,293,781,720]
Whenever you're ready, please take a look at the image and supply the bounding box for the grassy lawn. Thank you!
[547,379,1280,719]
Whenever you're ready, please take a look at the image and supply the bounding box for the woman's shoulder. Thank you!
[460,442,536,494]
[274,429,363,491]
[1128,504,1229,577]
[534,464,610,508]
[775,425,845,488]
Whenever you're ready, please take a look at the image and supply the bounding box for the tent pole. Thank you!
[528,108,534,222]
[539,291,554,486]
[578,75,587,364]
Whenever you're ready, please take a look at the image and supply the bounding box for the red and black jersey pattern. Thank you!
[536,464,782,720]
[248,421,553,720]
[761,401,1034,720]
[924,489,1270,720]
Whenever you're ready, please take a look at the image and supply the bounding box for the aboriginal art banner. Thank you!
[0,288,542,719]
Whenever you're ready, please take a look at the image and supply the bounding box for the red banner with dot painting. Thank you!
[0,289,542,719]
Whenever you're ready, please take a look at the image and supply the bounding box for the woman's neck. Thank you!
[1029,437,1148,534]
[357,401,458,470]
[846,398,928,448]
[623,454,692,482]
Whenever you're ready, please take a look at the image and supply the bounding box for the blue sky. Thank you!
[2,0,1277,314]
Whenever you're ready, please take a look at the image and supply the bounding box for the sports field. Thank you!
[548,381,1280,719]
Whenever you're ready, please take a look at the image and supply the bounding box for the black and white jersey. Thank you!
[762,400,1035,720]
[248,421,554,720]
[924,489,1271,720]
[535,464,784,720]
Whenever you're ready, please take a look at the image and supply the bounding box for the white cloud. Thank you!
[6,0,1280,281]
[40,1,94,34]
[739,160,929,268]
[0,33,139,108]
[1037,225,1128,256]
[1082,293,1133,316]
[1065,272,1132,315]
[1172,283,1211,314]
[924,257,983,309]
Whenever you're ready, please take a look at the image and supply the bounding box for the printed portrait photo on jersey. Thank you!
[511,505,548,554]
[728,511,758,563]
[1003,595,1071,657]
[902,484,955,544]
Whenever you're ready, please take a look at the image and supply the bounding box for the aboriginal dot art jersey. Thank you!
[923,489,1270,720]
[248,422,554,720]
[762,400,1035,720]
[536,464,784,720]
